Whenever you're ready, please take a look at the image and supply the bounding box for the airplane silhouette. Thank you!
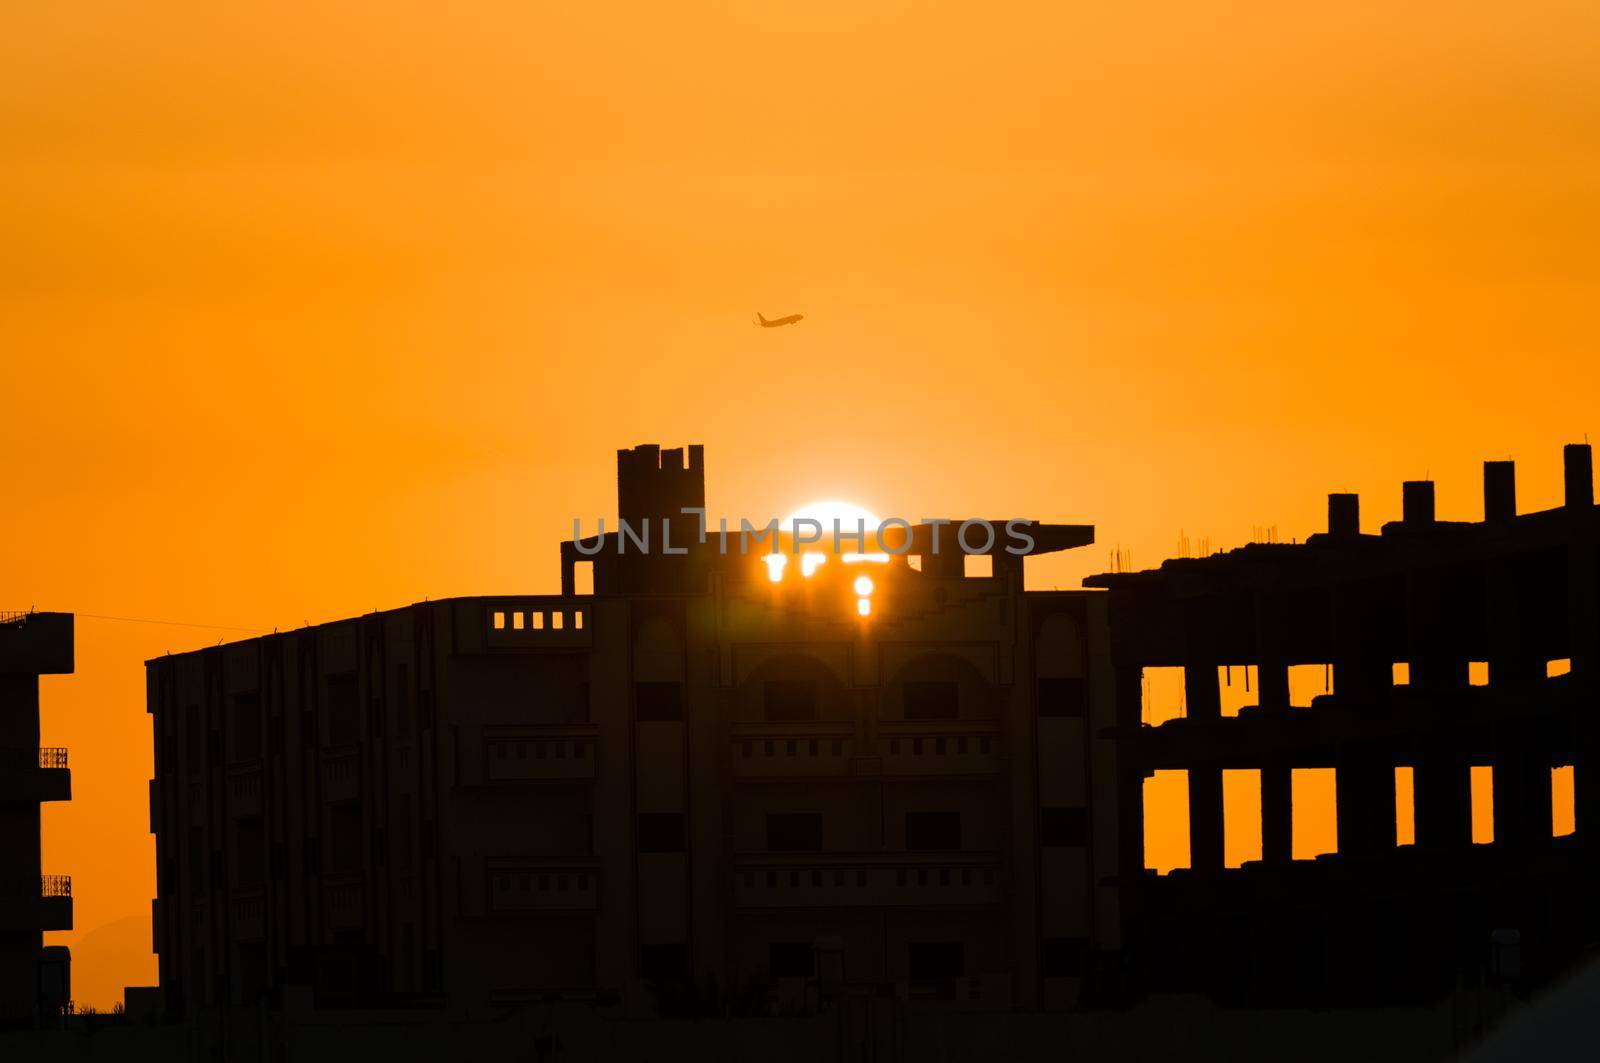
[755,312,803,328]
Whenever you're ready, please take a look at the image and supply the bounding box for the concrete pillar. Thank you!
[1188,766,1224,872]
[1493,748,1552,851]
[1486,555,1540,684]
[1331,584,1390,699]
[1327,493,1360,538]
[1565,443,1594,509]
[1255,591,1290,712]
[1414,755,1471,851]
[1483,461,1516,522]
[1184,661,1220,720]
[1258,663,1289,711]
[1336,757,1395,858]
[1262,763,1293,863]
[1402,481,1435,525]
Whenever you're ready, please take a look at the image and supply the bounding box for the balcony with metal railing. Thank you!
[0,875,73,931]
[0,746,71,803]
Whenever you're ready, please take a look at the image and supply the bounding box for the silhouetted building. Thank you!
[145,445,1124,1038]
[1085,444,1599,1006]
[141,442,1600,1050]
[0,611,74,1028]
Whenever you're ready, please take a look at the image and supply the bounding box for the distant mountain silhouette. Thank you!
[56,913,154,1011]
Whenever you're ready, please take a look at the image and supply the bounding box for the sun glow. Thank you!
[783,500,891,564]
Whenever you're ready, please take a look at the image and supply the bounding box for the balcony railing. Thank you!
[733,852,1003,908]
[0,610,33,627]
[1,876,72,898]
[1,747,69,771]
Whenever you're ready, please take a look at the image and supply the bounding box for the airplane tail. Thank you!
[756,312,769,326]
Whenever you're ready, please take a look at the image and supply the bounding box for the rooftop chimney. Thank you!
[1565,443,1593,509]
[1483,461,1516,522]
[1327,493,1359,538]
[1402,480,1435,525]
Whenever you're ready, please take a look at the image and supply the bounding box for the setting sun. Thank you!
[783,501,891,563]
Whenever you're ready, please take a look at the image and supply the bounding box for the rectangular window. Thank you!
[764,680,817,722]
[635,681,684,722]
[1040,937,1087,978]
[1395,767,1416,845]
[1392,662,1411,686]
[766,812,823,852]
[769,942,816,978]
[1469,661,1491,687]
[639,943,688,982]
[189,826,206,891]
[906,810,961,851]
[573,560,595,596]
[904,680,959,720]
[908,942,964,985]
[963,554,992,579]
[512,611,524,630]
[231,693,262,764]
[1548,658,1573,679]
[637,812,686,853]
[186,705,204,776]
[396,664,411,735]
[1037,677,1086,718]
[235,816,264,886]
[1039,807,1088,848]
[1471,765,1494,844]
[395,794,413,871]
[330,802,363,874]
[1553,765,1576,837]
[492,611,506,630]
[326,674,360,747]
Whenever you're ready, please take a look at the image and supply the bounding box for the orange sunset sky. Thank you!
[4,3,1600,1007]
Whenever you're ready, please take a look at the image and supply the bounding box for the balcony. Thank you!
[731,722,856,779]
[734,852,1003,909]
[878,721,1003,777]
[325,877,364,929]
[481,731,598,785]
[227,767,262,815]
[487,859,601,913]
[232,890,266,940]
[322,749,361,803]
[0,747,71,803]
[0,875,73,931]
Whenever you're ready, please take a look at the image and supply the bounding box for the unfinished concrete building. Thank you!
[1086,444,1598,1006]
[0,611,73,1028]
[145,444,1127,1049]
